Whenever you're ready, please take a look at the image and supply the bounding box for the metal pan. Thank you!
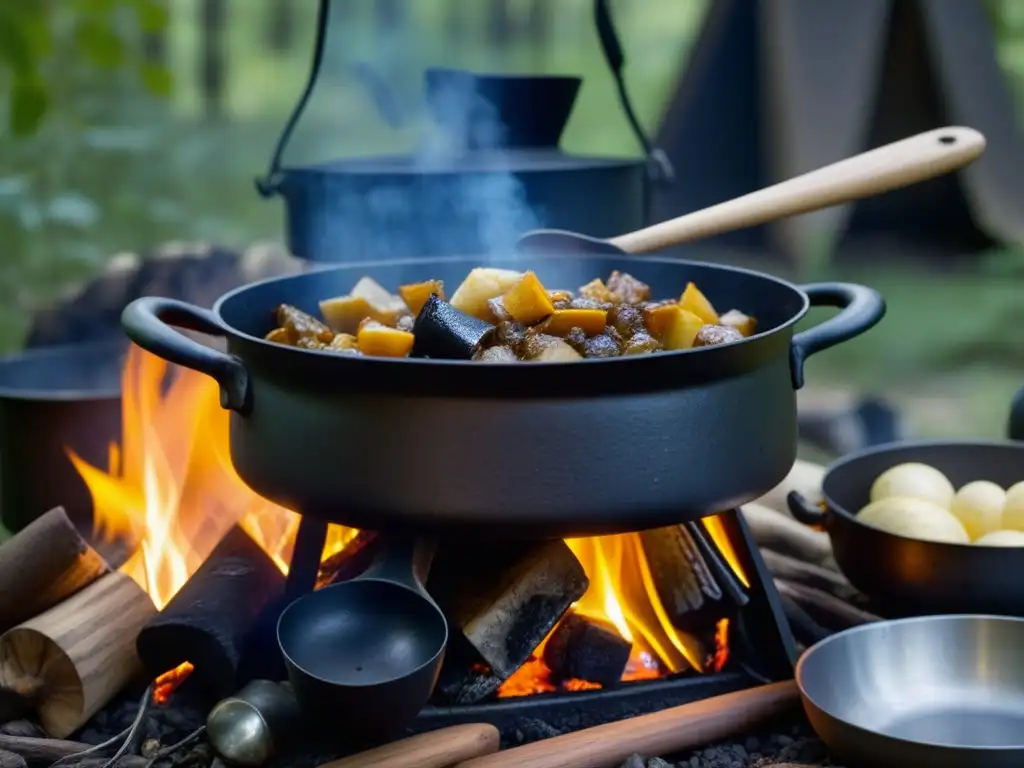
[788,439,1024,616]
[276,536,447,743]
[797,615,1024,768]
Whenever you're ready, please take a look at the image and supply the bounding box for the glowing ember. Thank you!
[70,345,747,688]
[153,661,194,704]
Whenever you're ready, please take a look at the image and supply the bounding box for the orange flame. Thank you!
[152,661,194,705]
[71,345,745,688]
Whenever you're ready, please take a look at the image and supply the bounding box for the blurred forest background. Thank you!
[2,0,1024,438]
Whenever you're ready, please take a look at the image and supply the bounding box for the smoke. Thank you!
[308,12,543,262]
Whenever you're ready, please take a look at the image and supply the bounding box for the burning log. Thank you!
[542,611,631,688]
[429,538,589,679]
[316,530,380,587]
[0,507,110,633]
[638,525,721,626]
[0,735,148,768]
[0,572,156,738]
[774,580,881,631]
[739,503,834,567]
[136,526,285,700]
[759,549,859,601]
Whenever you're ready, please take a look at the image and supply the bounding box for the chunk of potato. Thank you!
[502,271,555,325]
[645,305,704,350]
[351,276,407,323]
[719,308,757,337]
[319,295,375,334]
[265,327,290,344]
[679,282,719,324]
[398,280,445,315]
[537,308,607,336]
[534,338,583,362]
[356,322,415,357]
[578,278,615,304]
[449,268,524,321]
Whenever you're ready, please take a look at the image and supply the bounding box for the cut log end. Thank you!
[0,572,155,738]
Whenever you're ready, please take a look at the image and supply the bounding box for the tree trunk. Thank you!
[199,0,227,120]
[265,0,295,52]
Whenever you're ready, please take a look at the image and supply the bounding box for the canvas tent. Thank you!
[652,0,1024,263]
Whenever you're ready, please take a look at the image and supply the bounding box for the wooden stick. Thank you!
[750,460,826,518]
[0,735,147,768]
[454,681,799,768]
[774,580,881,630]
[0,572,156,738]
[0,507,110,633]
[759,549,857,600]
[322,725,500,768]
[739,504,833,566]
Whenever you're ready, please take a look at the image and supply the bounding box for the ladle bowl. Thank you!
[277,539,447,742]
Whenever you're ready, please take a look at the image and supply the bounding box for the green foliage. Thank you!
[0,0,172,136]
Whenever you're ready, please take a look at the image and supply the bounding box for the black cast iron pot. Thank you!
[121,254,883,537]
[788,404,1024,615]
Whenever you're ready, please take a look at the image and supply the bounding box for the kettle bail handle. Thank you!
[255,0,331,198]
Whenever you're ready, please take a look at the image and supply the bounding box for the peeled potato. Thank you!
[857,496,969,544]
[1001,481,1024,531]
[869,462,955,509]
[950,480,1006,541]
[449,268,523,321]
[974,529,1024,547]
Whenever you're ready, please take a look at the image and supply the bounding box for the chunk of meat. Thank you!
[277,304,334,345]
[606,271,651,304]
[607,304,645,338]
[624,331,662,355]
[693,324,745,347]
[475,345,519,363]
[583,334,622,358]
[578,278,615,304]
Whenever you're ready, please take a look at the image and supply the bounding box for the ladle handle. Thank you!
[362,536,438,594]
[608,126,986,254]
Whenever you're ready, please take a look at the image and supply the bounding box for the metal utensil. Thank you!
[788,438,1024,616]
[276,537,446,742]
[517,126,985,255]
[797,615,1024,767]
[206,680,301,767]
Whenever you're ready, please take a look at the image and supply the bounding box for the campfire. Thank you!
[62,346,747,703]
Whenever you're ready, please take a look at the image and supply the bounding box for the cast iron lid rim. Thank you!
[211,253,812,369]
[795,613,1024,752]
[276,578,447,688]
[820,437,1024,552]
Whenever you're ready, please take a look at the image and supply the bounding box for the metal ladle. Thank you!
[517,126,985,255]
[276,537,445,743]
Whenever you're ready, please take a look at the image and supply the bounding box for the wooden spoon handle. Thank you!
[609,126,985,254]
[321,724,500,768]
[454,680,799,768]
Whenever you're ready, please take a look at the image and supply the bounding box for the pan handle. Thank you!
[789,283,885,389]
[121,297,251,414]
[787,491,827,526]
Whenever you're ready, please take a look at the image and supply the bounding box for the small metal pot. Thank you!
[121,254,883,536]
[0,341,126,533]
[789,438,1024,616]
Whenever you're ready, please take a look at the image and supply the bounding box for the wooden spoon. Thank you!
[319,724,500,768]
[452,680,798,768]
[517,126,985,255]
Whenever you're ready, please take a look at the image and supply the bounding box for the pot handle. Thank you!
[121,297,251,414]
[790,283,885,389]
[787,491,826,526]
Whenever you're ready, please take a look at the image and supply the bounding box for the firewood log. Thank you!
[0,572,155,738]
[543,611,631,687]
[0,750,24,768]
[773,580,881,631]
[0,735,147,768]
[638,525,721,626]
[750,460,826,518]
[0,508,110,633]
[136,526,285,700]
[739,503,833,567]
[759,549,857,601]
[428,539,588,683]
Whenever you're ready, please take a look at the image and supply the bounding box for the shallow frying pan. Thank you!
[798,615,1024,767]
